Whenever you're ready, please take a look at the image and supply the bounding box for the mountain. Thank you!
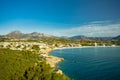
[69,35,87,40]
[1,31,120,41]
[112,35,120,41]
[88,37,113,41]
[6,31,25,38]
[5,30,56,39]
[30,32,54,38]
[60,36,68,39]
[69,35,120,41]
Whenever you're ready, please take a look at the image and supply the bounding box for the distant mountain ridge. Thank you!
[69,35,87,40]
[4,30,56,39]
[112,35,120,41]
[0,30,120,41]
[69,35,120,41]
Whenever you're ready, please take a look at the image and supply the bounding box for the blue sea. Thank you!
[50,47,120,80]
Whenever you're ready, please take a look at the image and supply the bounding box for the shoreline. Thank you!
[46,45,120,75]
[52,46,120,80]
[45,48,64,75]
[54,46,120,50]
[46,55,64,68]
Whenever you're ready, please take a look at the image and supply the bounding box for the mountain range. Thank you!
[69,35,120,41]
[0,30,120,41]
[1,30,56,39]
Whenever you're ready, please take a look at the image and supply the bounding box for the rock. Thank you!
[56,70,63,75]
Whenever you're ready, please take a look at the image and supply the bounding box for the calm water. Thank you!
[50,47,120,80]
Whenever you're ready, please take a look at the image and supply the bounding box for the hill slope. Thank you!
[0,48,70,80]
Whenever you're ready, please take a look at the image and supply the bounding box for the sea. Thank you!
[50,47,120,80]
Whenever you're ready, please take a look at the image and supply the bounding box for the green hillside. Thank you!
[0,48,70,80]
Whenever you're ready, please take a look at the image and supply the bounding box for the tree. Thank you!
[32,45,40,51]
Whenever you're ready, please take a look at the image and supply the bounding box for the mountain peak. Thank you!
[30,32,41,35]
[6,30,23,38]
[8,30,22,34]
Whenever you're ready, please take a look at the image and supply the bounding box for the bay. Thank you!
[50,47,120,80]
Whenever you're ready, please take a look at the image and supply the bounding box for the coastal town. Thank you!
[0,40,117,52]
[0,39,117,67]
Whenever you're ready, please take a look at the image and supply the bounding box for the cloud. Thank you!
[56,22,120,37]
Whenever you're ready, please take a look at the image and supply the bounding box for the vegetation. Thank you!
[41,38,120,46]
[0,48,70,80]
[32,45,40,51]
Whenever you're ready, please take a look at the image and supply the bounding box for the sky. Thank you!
[0,0,120,37]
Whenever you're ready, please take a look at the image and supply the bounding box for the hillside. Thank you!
[0,48,70,80]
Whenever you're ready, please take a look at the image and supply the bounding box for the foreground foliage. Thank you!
[0,48,70,80]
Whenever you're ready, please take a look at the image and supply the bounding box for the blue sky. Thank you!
[0,0,120,37]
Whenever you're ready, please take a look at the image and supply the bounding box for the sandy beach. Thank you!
[54,46,119,50]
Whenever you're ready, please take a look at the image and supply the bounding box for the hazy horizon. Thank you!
[0,29,119,37]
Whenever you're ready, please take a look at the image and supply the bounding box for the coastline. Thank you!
[54,46,120,50]
[45,48,64,75]
[52,46,120,80]
[46,55,64,68]
[46,46,120,75]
